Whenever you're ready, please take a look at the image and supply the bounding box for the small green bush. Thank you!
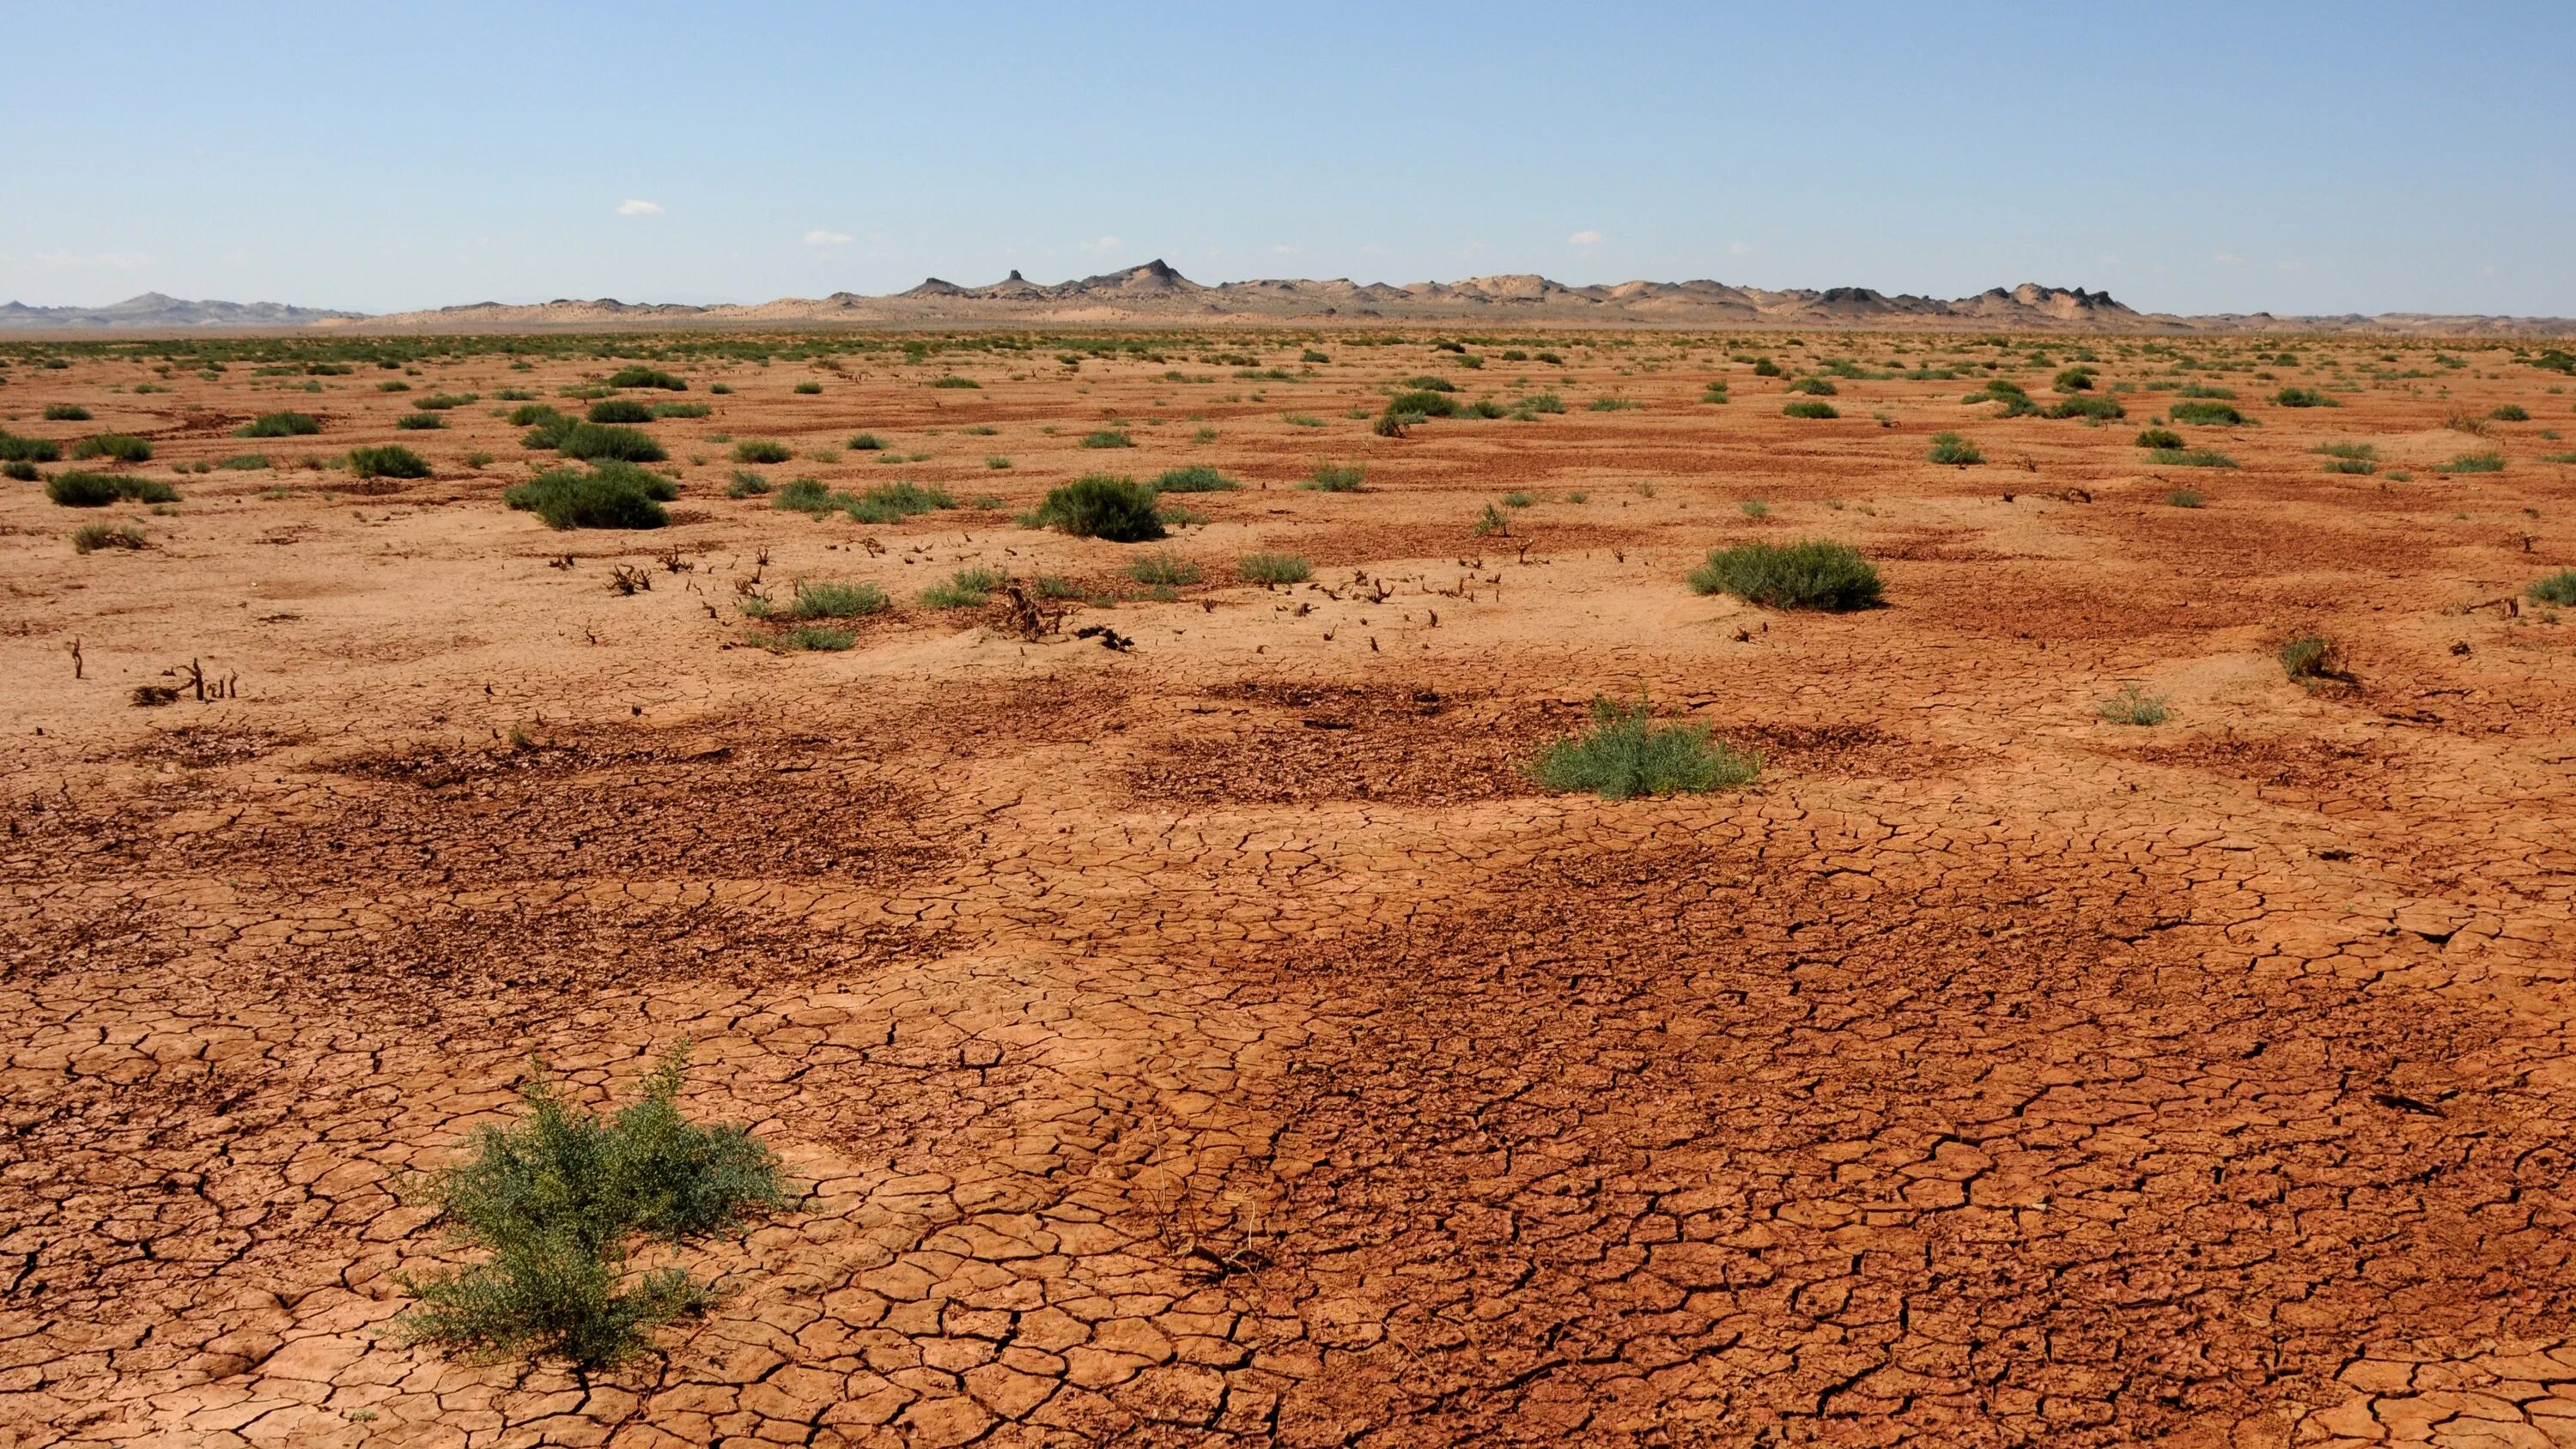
[1151,465,1238,493]
[507,403,566,427]
[919,567,1004,608]
[2135,427,2184,450]
[0,431,64,464]
[1303,463,1365,492]
[503,461,677,529]
[2,461,34,482]
[1785,376,1837,396]
[2096,686,2170,725]
[48,470,178,506]
[848,433,884,451]
[239,411,320,438]
[846,481,956,524]
[71,521,148,554]
[2148,447,2237,469]
[72,433,153,463]
[43,403,91,421]
[1236,552,1311,585]
[1078,429,1135,449]
[2491,403,2531,422]
[606,366,688,391]
[1385,390,1456,419]
[724,470,771,499]
[1926,432,1982,464]
[2051,367,2097,392]
[731,440,793,464]
[396,411,444,430]
[556,423,667,464]
[1687,540,1881,610]
[218,453,270,470]
[2442,452,2506,474]
[2280,635,2342,681]
[776,624,856,651]
[2167,488,2205,508]
[349,445,433,479]
[2046,395,2126,421]
[397,1046,789,1371]
[2274,387,2338,408]
[1528,698,1761,799]
[2170,401,2248,426]
[928,375,980,389]
[1127,551,1200,586]
[1031,475,1164,541]
[2524,570,2576,606]
[586,398,655,424]
[1782,400,1839,420]
[785,579,890,618]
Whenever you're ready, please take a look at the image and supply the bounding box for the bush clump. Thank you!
[846,481,955,524]
[1528,698,1761,799]
[1127,551,1201,586]
[2169,401,2248,426]
[71,521,149,554]
[396,411,445,430]
[397,1045,791,1371]
[1926,432,1983,464]
[2280,635,2342,682]
[2526,570,2576,606]
[504,461,677,529]
[605,366,688,391]
[349,445,434,479]
[1151,465,1238,493]
[731,440,793,464]
[2045,395,2125,421]
[72,433,154,463]
[1030,475,1164,542]
[1303,463,1366,492]
[2096,685,2171,725]
[1687,540,1881,610]
[49,470,179,506]
[2135,427,2184,450]
[1782,399,1839,420]
[43,403,91,421]
[238,411,321,438]
[783,579,890,618]
[1078,429,1135,450]
[586,398,656,424]
[1385,389,1457,419]
[1236,552,1311,585]
[0,431,64,464]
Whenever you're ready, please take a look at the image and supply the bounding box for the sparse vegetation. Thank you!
[2148,447,2237,469]
[1236,552,1311,585]
[1303,463,1366,492]
[1078,429,1135,449]
[1782,399,1839,420]
[1687,540,1881,610]
[587,398,655,424]
[348,445,434,479]
[43,403,92,421]
[2096,686,2171,725]
[2169,401,2248,426]
[783,579,890,618]
[605,366,688,391]
[2442,452,2506,473]
[71,521,148,553]
[731,440,793,464]
[71,433,153,463]
[238,411,320,438]
[1151,465,1238,493]
[919,567,1005,608]
[1926,432,1983,464]
[846,481,956,524]
[503,461,678,529]
[1127,551,1201,587]
[2525,570,2576,606]
[50,470,178,506]
[2167,488,2205,508]
[2280,635,2342,682]
[1528,698,1761,799]
[1030,475,1164,541]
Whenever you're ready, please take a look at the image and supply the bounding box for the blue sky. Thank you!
[4,2,2570,316]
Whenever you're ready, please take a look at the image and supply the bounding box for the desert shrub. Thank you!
[1751,357,1783,377]
[1127,551,1200,586]
[1587,397,1642,411]
[846,481,955,524]
[1781,400,1839,419]
[1687,540,1881,610]
[1386,390,1456,418]
[771,477,847,515]
[0,431,64,464]
[503,461,677,529]
[730,440,792,464]
[606,366,687,391]
[586,398,655,424]
[2167,488,2205,508]
[1151,465,1237,493]
[651,402,710,419]
[1528,697,1760,799]
[2491,403,2531,422]
[2526,570,2576,606]
[2046,395,2125,421]
[397,1046,790,1371]
[218,453,271,470]
[552,423,666,463]
[2273,387,2337,408]
[43,403,91,421]
[1303,463,1366,492]
[928,375,980,389]
[379,379,413,392]
[345,444,431,479]
[6,460,41,481]
[2135,427,2184,450]
[2148,447,2237,468]
[775,625,856,651]
[2052,367,2097,392]
[239,411,320,438]
[2316,440,2377,474]
[2096,685,2170,725]
[1784,376,1837,396]
[396,411,445,430]
[2169,401,2247,426]
[919,567,1004,608]
[786,579,890,618]
[1236,552,1311,585]
[416,393,474,411]
[848,433,884,451]
[788,380,822,396]
[724,470,770,499]
[48,470,177,506]
[1926,432,1983,464]
[1031,475,1163,541]
[2280,635,2342,682]
[1078,429,1135,449]
[2442,452,2506,473]
[73,433,154,463]
[507,403,566,427]
[71,521,149,554]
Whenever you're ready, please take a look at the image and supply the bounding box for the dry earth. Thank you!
[3,330,2575,1447]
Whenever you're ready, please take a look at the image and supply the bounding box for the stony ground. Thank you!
[3,330,2574,1447]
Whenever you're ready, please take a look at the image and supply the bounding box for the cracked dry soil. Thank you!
[4,332,2576,1447]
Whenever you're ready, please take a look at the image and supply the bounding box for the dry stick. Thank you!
[67,638,82,680]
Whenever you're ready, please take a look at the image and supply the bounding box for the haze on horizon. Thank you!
[4,0,2570,318]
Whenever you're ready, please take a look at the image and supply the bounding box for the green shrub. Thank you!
[2442,452,2506,473]
[2524,570,2576,606]
[606,366,688,391]
[545,423,666,463]
[1031,475,1164,541]
[775,624,856,651]
[1782,400,1839,420]
[1587,397,1642,411]
[397,1046,790,1371]
[2051,367,2097,392]
[2046,395,2125,421]
[785,579,890,618]
[2,460,34,482]
[503,461,677,529]
[219,453,270,470]
[731,440,792,464]
[43,403,91,421]
[71,521,148,554]
[416,393,474,411]
[0,431,64,464]
[1127,551,1200,586]
[396,411,445,430]
[2170,401,2247,426]
[2280,635,2341,681]
[1386,389,1456,418]
[508,403,566,427]
[1926,432,1982,464]
[919,567,1004,608]
[2135,427,2184,450]
[724,470,771,499]
[2148,447,2237,469]
[238,411,320,438]
[1528,698,1761,799]
[2096,686,2170,725]
[586,398,655,424]
[928,375,980,389]
[72,433,154,463]
[848,433,884,451]
[846,481,955,524]
[2274,387,2337,409]
[346,444,434,479]
[2167,488,2205,508]
[1751,358,1783,377]
[48,470,177,506]
[1236,552,1311,585]
[1785,376,1837,396]
[651,402,710,419]
[379,379,412,393]
[2491,403,2531,422]
[1078,429,1135,449]
[771,477,846,515]
[1151,465,1237,493]
[1303,463,1365,492]
[1687,540,1881,610]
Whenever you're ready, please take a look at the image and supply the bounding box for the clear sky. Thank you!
[4,1,2570,317]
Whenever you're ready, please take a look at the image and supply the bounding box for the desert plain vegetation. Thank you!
[6,326,2576,1446]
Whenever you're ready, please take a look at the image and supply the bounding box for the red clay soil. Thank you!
[3,332,2575,1446]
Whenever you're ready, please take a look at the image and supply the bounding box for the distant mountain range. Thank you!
[6,270,2572,335]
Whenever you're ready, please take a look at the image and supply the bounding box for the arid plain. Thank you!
[5,329,2576,1447]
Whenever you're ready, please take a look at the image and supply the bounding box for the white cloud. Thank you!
[2213,251,2243,266]
[616,198,664,217]
[1728,240,1754,257]
[804,229,853,246]
[1569,228,1607,247]
[1077,235,1123,253]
